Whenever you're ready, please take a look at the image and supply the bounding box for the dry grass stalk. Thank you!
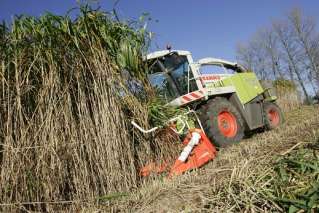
[0,7,178,212]
[275,86,301,111]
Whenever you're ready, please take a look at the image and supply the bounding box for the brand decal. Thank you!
[200,75,221,81]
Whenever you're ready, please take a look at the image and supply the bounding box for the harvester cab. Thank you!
[146,50,284,147]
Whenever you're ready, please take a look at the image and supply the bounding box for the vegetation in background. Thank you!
[237,8,319,102]
[272,79,301,110]
[273,79,297,90]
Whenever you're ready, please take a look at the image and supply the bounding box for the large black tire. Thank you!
[199,97,245,147]
[263,102,284,130]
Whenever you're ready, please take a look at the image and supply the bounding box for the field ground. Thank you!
[95,105,319,212]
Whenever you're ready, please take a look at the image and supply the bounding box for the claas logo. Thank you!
[201,76,221,81]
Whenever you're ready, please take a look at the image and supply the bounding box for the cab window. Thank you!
[170,60,189,94]
[199,64,226,74]
[148,73,178,102]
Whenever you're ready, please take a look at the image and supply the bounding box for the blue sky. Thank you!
[1,0,319,61]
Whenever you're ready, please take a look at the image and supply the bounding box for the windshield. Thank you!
[169,59,189,94]
[157,53,195,94]
[148,73,178,102]
[147,52,198,102]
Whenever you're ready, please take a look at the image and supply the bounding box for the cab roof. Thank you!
[145,50,248,72]
[146,50,191,60]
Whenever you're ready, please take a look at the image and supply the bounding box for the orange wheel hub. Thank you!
[217,111,238,138]
[268,109,280,126]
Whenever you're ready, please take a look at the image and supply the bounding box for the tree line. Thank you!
[236,8,319,102]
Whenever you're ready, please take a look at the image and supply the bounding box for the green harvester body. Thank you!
[146,49,282,146]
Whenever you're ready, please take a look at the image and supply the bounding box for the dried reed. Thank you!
[0,7,177,212]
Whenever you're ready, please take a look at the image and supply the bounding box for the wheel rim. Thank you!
[268,109,280,126]
[217,111,238,138]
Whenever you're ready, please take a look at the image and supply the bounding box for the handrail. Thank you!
[131,110,204,134]
[131,121,159,133]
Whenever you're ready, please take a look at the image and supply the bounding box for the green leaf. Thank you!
[279,166,288,181]
[288,205,299,213]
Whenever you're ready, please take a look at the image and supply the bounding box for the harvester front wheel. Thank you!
[200,97,244,147]
[263,102,284,130]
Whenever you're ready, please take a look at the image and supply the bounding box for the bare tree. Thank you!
[236,42,254,71]
[288,8,319,92]
[272,20,310,102]
[251,35,270,79]
[236,7,319,102]
[312,34,319,87]
[236,35,270,80]
[237,28,285,80]
[258,28,284,79]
